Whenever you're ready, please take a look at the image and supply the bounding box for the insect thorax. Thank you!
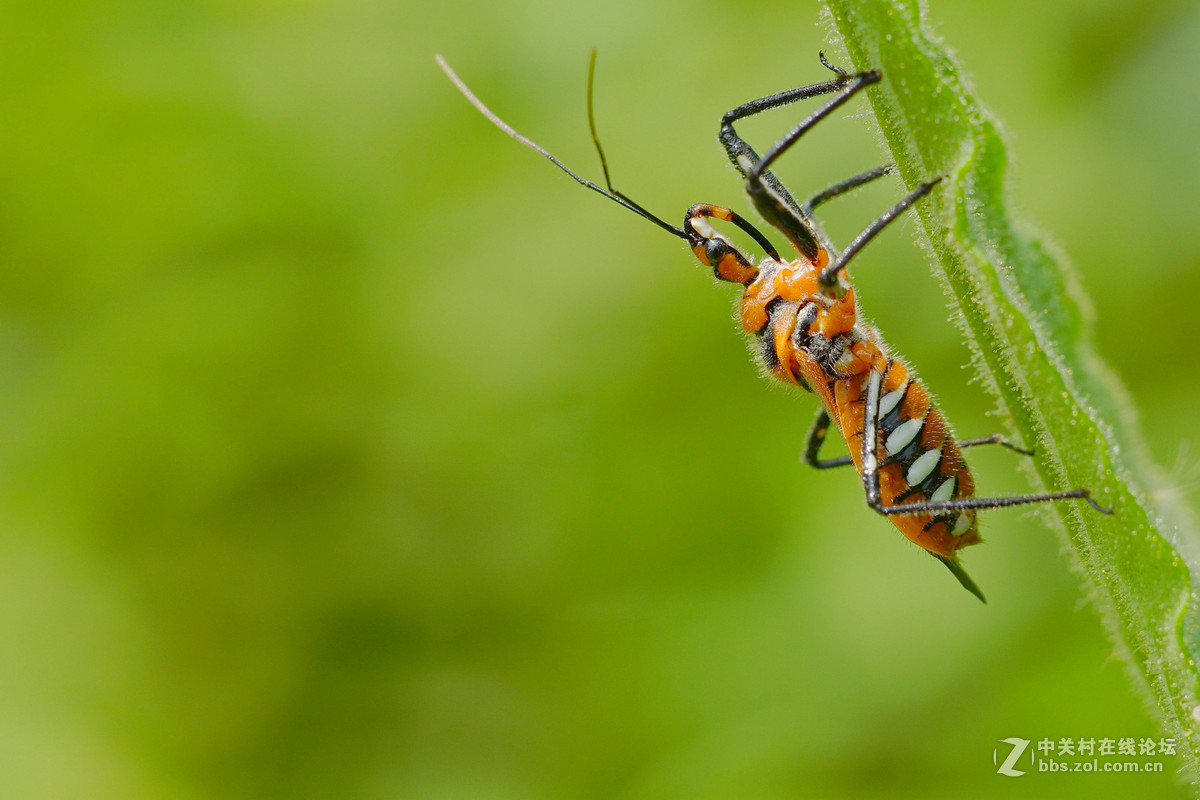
[742,258,870,389]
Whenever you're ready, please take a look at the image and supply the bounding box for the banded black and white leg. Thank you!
[857,366,1112,517]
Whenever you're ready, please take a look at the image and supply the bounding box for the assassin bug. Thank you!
[436,52,1112,602]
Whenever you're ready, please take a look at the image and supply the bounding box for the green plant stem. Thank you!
[822,0,1200,778]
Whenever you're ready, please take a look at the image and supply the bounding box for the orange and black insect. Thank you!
[437,52,1112,602]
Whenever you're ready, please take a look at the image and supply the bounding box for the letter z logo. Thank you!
[994,738,1031,776]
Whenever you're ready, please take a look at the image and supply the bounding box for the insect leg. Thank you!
[818,177,942,292]
[803,410,855,469]
[861,367,887,509]
[958,434,1034,456]
[874,488,1113,516]
[858,366,1112,517]
[801,164,894,217]
[841,418,1030,485]
[798,164,895,262]
[804,405,1029,471]
[718,55,881,259]
[740,67,881,179]
[718,54,864,174]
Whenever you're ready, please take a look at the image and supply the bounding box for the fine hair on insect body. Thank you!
[436,51,1112,602]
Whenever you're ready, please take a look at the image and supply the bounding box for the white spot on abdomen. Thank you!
[905,449,941,486]
[877,386,905,419]
[931,477,956,503]
[885,418,923,456]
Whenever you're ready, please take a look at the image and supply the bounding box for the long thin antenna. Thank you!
[436,54,688,241]
[586,49,615,193]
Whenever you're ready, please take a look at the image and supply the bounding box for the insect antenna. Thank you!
[436,53,689,242]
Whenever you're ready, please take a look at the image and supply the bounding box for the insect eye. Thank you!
[705,239,728,265]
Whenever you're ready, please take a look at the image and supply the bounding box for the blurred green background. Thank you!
[4,0,1199,797]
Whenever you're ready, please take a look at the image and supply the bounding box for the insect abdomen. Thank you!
[836,358,980,558]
